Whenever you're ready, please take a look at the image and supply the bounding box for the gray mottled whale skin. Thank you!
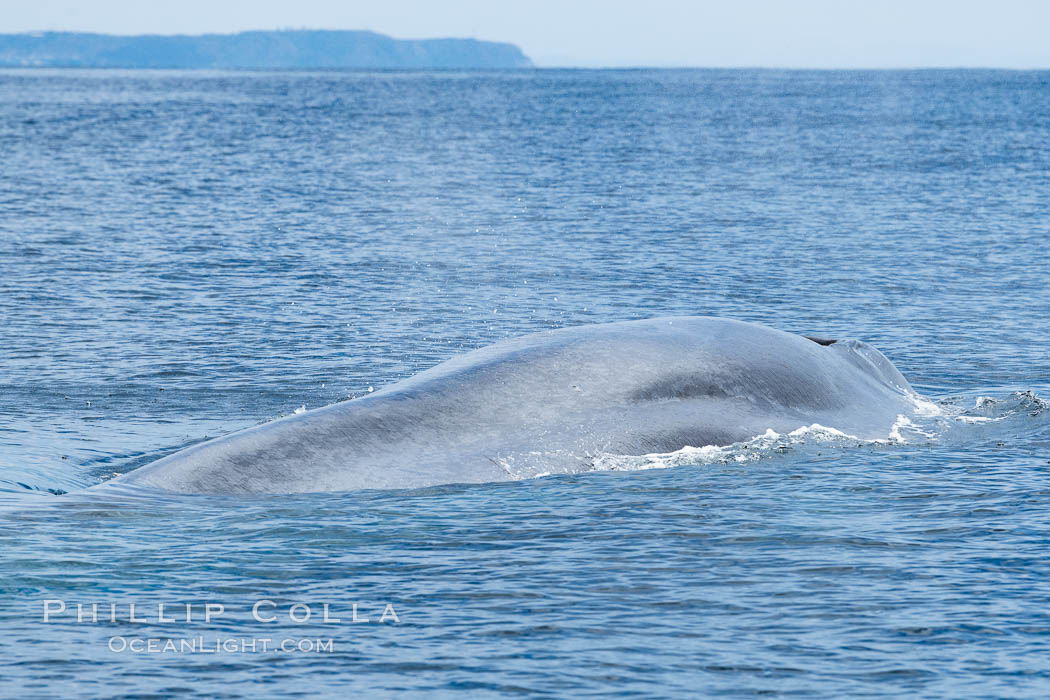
[109,317,919,495]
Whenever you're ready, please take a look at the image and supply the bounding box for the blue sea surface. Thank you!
[1,68,1049,697]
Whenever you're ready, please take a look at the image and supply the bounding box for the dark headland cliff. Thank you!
[0,30,533,69]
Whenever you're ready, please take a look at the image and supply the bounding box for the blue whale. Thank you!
[107,317,920,494]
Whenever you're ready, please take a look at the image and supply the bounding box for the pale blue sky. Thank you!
[4,0,1049,68]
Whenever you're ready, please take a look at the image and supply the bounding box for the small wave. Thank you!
[576,390,1048,478]
[913,390,1048,443]
[955,391,1046,421]
[589,424,872,474]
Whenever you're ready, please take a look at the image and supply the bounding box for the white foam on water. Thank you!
[492,391,1045,482]
[910,393,945,417]
[886,414,939,442]
[588,423,869,475]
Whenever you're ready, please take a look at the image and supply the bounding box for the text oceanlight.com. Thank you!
[108,636,336,654]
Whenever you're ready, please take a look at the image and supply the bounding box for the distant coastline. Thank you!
[0,29,533,69]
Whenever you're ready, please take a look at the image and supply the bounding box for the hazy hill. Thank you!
[0,30,533,69]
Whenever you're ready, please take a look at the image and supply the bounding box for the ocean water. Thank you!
[1,68,1049,697]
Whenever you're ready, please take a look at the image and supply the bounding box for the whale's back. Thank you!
[108,317,917,494]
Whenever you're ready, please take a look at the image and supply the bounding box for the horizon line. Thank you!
[2,65,1048,71]
[3,29,1048,71]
